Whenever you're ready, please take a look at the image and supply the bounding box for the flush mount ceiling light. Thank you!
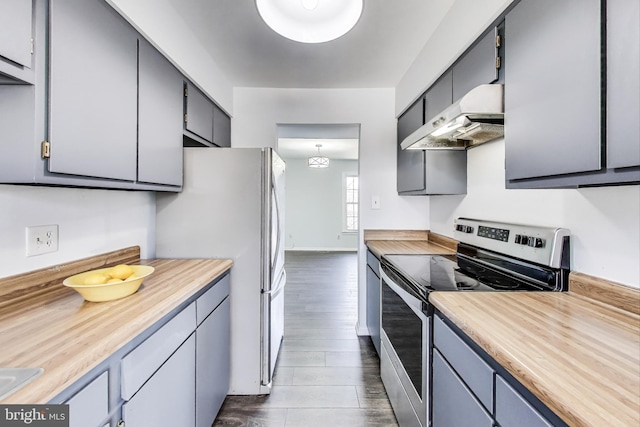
[256,0,363,44]
[308,144,330,168]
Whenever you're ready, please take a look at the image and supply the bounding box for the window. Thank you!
[344,174,359,232]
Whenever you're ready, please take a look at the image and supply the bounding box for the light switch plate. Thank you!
[371,195,380,210]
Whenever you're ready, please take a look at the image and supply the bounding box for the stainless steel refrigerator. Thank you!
[155,147,286,395]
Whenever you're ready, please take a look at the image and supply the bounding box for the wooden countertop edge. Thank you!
[0,249,233,404]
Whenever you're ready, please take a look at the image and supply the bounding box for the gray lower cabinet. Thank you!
[49,0,138,181]
[0,0,33,81]
[196,298,231,427]
[122,334,196,427]
[432,350,493,427]
[432,313,566,427]
[365,250,380,355]
[138,37,183,187]
[65,371,109,427]
[495,375,553,427]
[505,0,639,188]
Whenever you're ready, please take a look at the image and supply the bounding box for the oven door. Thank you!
[380,269,429,427]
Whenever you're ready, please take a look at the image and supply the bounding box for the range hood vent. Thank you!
[401,84,504,150]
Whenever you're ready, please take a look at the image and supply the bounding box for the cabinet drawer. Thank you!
[434,315,494,411]
[121,302,196,400]
[66,371,108,427]
[432,350,493,427]
[196,275,230,326]
[496,375,553,427]
[366,250,380,276]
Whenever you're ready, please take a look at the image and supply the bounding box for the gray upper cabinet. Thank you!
[505,0,602,181]
[425,71,453,125]
[606,0,640,170]
[185,82,214,143]
[49,0,138,181]
[397,97,425,193]
[452,28,499,102]
[505,0,639,187]
[0,0,33,69]
[138,38,183,187]
[213,104,231,147]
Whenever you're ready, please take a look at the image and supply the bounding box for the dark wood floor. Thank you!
[213,251,398,427]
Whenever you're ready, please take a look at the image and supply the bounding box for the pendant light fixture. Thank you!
[256,0,364,44]
[308,144,330,168]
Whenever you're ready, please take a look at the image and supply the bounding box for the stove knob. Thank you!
[533,237,545,248]
[514,234,522,244]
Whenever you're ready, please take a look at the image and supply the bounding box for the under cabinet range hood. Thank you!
[401,84,504,150]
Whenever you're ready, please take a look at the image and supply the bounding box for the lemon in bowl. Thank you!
[63,264,154,302]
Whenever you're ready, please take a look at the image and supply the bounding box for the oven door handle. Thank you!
[380,269,428,321]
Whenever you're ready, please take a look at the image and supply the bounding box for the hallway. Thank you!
[213,251,398,426]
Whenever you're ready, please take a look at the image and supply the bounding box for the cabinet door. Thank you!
[66,371,108,427]
[432,350,493,427]
[425,70,453,124]
[196,298,230,427]
[48,0,137,181]
[452,28,498,102]
[504,0,601,180]
[213,105,231,147]
[495,375,553,427]
[185,82,214,143]
[123,334,196,427]
[366,265,380,355]
[397,97,425,193]
[607,0,640,169]
[0,0,32,68]
[138,38,183,186]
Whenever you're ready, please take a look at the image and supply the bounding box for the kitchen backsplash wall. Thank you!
[0,185,156,279]
[429,139,640,288]
[283,158,358,251]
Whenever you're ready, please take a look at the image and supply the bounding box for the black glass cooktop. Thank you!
[381,253,550,297]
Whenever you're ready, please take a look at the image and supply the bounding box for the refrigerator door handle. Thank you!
[271,173,282,279]
[263,269,286,295]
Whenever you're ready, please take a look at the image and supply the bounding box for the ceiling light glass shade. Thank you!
[256,0,364,43]
[308,156,330,168]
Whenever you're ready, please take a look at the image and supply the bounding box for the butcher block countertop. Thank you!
[0,246,232,404]
[364,229,457,257]
[430,273,640,427]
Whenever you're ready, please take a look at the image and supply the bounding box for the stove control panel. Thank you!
[515,234,545,248]
[453,218,570,268]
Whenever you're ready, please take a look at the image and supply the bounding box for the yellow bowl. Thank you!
[63,265,155,302]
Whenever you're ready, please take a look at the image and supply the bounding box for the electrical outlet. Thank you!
[26,225,59,256]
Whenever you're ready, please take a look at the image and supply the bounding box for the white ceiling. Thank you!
[166,0,456,88]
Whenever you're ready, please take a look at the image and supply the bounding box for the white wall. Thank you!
[429,140,640,288]
[106,0,233,114]
[0,185,155,279]
[284,158,358,251]
[233,87,430,333]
